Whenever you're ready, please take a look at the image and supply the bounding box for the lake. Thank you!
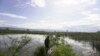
[0,34,100,56]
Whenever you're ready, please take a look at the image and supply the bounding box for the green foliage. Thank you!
[50,44,76,56]
[49,34,77,56]
[67,32,100,41]
[0,51,6,56]
[50,35,58,47]
[34,46,45,56]
[0,35,31,56]
[33,34,77,56]
[8,35,31,56]
[0,29,49,34]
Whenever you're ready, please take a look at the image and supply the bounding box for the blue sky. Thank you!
[0,0,100,31]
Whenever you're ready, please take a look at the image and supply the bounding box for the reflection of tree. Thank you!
[91,41,100,52]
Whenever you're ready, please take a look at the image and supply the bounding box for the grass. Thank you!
[50,44,77,56]
[1,29,100,41]
[33,46,45,56]
[67,32,100,41]
[34,44,77,56]
[0,35,32,56]
[34,34,77,56]
[0,51,6,56]
[65,32,100,54]
[0,29,49,35]
[1,30,100,56]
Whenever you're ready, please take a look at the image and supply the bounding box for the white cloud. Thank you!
[17,21,66,30]
[0,13,27,19]
[0,20,6,24]
[52,0,96,6]
[0,20,8,26]
[17,0,96,8]
[31,0,45,7]
[93,8,100,11]
[50,0,96,11]
[69,10,100,26]
[0,20,18,27]
[16,0,45,7]
[40,0,97,26]
[16,10,100,30]
[15,0,99,30]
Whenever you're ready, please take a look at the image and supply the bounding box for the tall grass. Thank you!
[0,35,31,56]
[66,32,100,41]
[50,44,77,56]
[34,46,45,56]
[34,34,77,56]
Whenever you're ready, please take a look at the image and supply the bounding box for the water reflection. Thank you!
[0,34,45,56]
[65,37,100,56]
[91,41,100,55]
[0,34,100,56]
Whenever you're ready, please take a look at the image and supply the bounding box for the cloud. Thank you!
[17,0,96,8]
[49,0,96,10]
[80,10,100,25]
[67,10,100,26]
[51,0,96,6]
[0,13,27,19]
[93,8,100,11]
[0,20,6,24]
[15,0,99,31]
[16,10,100,30]
[0,20,8,26]
[45,0,98,25]
[0,20,19,27]
[30,0,45,7]
[36,0,97,26]
[16,0,45,7]
[16,21,66,30]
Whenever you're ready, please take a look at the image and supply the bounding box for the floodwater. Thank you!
[0,34,100,56]
[0,34,45,56]
[65,37,100,56]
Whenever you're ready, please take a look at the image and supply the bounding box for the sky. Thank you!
[0,0,100,32]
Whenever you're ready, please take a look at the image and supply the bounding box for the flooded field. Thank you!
[65,37,100,56]
[0,34,100,56]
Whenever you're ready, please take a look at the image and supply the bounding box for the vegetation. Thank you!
[34,46,45,56]
[0,35,31,56]
[34,34,77,56]
[0,29,48,35]
[1,29,100,56]
[50,44,77,56]
[1,29,100,41]
[67,32,100,41]
[65,32,100,54]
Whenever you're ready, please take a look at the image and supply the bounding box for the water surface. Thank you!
[0,34,100,56]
